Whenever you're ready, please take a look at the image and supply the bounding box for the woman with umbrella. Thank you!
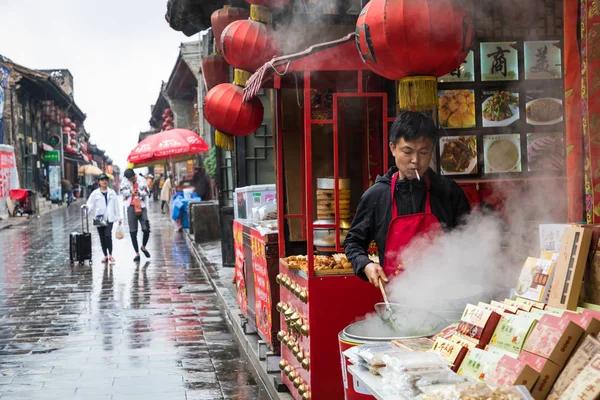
[127,129,209,214]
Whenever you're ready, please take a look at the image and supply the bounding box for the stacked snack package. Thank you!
[546,335,600,399]
[418,383,534,400]
[557,354,600,399]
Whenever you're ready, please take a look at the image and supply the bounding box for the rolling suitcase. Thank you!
[70,208,92,266]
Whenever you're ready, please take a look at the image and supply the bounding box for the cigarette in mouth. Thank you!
[416,170,420,181]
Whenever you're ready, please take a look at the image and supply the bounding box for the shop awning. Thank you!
[64,153,83,164]
[244,33,367,101]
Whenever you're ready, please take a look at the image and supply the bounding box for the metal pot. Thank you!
[313,219,351,248]
[317,178,350,190]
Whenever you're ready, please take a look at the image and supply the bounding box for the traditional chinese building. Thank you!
[0,58,86,195]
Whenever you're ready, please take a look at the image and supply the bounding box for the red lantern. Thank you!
[244,0,290,7]
[69,131,76,138]
[70,139,77,146]
[165,116,174,124]
[201,54,230,90]
[211,7,249,54]
[203,83,264,136]
[63,117,71,126]
[355,0,472,80]
[63,126,71,134]
[219,19,280,72]
[70,122,76,130]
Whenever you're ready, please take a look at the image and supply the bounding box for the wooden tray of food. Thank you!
[314,268,355,276]
[281,254,355,276]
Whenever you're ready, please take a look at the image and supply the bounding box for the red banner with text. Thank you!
[233,221,247,314]
[251,229,272,345]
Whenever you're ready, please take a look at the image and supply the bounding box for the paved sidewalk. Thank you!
[0,201,261,400]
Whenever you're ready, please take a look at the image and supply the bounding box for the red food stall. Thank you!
[239,0,574,398]
[245,35,392,400]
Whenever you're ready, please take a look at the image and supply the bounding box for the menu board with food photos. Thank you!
[525,87,564,126]
[438,90,476,129]
[439,136,478,176]
[527,133,565,171]
[481,90,520,128]
[434,2,566,180]
[484,134,522,174]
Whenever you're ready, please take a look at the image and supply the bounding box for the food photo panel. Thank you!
[438,51,475,83]
[483,134,522,174]
[480,42,519,81]
[438,90,476,129]
[524,41,562,80]
[481,89,520,128]
[527,133,565,172]
[525,87,564,126]
[439,136,478,176]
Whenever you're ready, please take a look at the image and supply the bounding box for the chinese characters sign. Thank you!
[480,42,519,81]
[233,221,248,314]
[251,229,273,345]
[42,150,60,163]
[49,165,61,202]
[438,51,475,82]
[524,41,562,80]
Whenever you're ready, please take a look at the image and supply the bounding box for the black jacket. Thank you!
[344,167,471,280]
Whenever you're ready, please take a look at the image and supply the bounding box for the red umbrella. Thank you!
[127,129,209,167]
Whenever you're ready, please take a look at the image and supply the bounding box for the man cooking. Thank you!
[344,111,471,288]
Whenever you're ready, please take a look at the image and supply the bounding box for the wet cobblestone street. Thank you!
[0,201,259,400]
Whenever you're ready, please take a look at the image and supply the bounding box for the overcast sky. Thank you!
[0,0,191,171]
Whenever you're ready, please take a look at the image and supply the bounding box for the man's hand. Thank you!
[364,263,388,288]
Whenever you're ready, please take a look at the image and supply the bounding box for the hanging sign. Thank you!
[42,150,60,163]
[233,221,248,314]
[49,165,61,202]
[252,229,272,345]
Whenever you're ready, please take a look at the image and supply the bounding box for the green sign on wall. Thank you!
[42,150,60,162]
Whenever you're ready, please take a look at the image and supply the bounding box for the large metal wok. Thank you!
[373,302,449,339]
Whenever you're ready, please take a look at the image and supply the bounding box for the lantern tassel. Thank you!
[215,130,235,151]
[398,76,438,112]
[250,5,270,24]
[233,69,252,87]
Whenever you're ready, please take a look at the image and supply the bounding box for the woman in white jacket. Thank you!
[84,174,122,264]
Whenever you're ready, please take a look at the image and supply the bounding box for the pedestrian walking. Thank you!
[160,174,173,214]
[146,174,154,199]
[121,168,151,262]
[153,174,162,201]
[61,179,73,206]
[83,174,122,264]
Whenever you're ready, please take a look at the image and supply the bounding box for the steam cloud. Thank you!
[382,178,567,320]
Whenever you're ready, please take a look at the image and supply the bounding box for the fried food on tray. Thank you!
[282,255,307,270]
[283,254,353,271]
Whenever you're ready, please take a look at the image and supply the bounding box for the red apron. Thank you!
[382,172,442,277]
